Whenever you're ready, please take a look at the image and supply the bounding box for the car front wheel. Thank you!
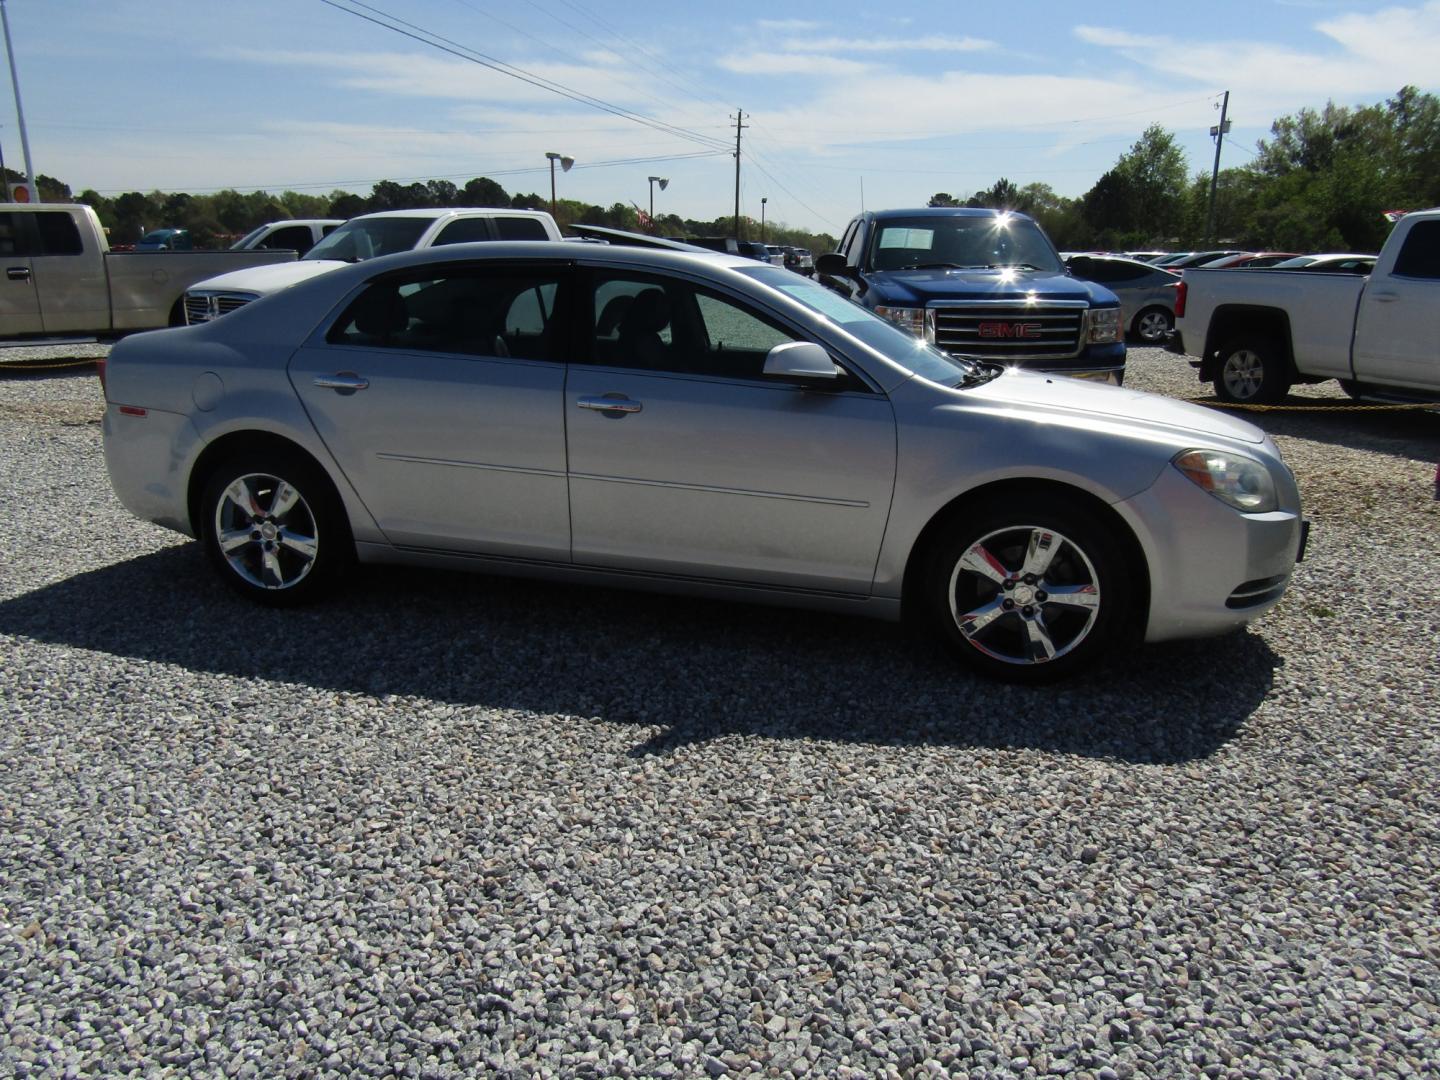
[200,453,351,605]
[925,498,1133,683]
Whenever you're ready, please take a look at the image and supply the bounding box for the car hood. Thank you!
[864,268,1113,306]
[966,367,1265,445]
[188,260,348,296]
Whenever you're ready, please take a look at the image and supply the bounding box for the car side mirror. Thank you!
[815,252,851,277]
[763,341,842,382]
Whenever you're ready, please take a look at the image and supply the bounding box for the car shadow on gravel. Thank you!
[0,546,1280,765]
[1186,394,1440,461]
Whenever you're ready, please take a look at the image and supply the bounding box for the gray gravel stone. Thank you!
[1,347,1438,1077]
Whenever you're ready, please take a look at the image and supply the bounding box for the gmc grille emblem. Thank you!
[978,321,1043,339]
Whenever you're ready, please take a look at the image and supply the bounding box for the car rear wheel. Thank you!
[1215,338,1290,405]
[924,497,1133,683]
[200,453,351,606]
[1132,306,1173,343]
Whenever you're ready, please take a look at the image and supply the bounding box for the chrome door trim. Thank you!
[313,373,370,391]
[567,470,870,508]
[577,395,642,413]
[374,452,566,479]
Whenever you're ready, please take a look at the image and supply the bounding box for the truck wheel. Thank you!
[1132,306,1173,343]
[200,452,352,606]
[923,496,1133,684]
[1215,338,1290,405]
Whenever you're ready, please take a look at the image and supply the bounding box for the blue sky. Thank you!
[7,0,1439,235]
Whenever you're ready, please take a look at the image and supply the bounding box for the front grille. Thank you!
[931,300,1086,362]
[184,292,256,325]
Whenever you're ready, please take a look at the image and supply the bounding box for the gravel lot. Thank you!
[2,344,1437,1078]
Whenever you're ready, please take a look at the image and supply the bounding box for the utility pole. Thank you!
[1205,91,1231,244]
[731,109,747,240]
[0,0,36,202]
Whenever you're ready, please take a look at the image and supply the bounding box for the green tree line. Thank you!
[13,86,1435,256]
[5,168,837,254]
[932,86,1440,254]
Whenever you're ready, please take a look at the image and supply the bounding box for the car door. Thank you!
[1353,220,1440,390]
[565,269,897,594]
[0,209,41,335]
[288,263,575,559]
[30,209,110,334]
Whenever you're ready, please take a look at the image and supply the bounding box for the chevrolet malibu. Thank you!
[102,243,1305,682]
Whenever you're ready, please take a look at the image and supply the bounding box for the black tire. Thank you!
[1214,338,1290,404]
[1131,306,1173,344]
[1339,379,1366,401]
[200,451,352,606]
[923,496,1135,684]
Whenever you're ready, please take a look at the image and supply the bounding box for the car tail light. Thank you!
[1173,279,1187,318]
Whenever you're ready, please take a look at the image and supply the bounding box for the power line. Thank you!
[83,149,730,196]
[317,0,731,152]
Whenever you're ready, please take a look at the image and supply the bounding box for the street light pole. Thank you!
[647,175,668,223]
[760,197,767,242]
[545,151,573,219]
[0,0,36,202]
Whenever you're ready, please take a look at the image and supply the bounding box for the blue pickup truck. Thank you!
[817,208,1125,383]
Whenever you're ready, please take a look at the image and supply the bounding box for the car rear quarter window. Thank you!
[1392,221,1440,279]
[327,270,565,361]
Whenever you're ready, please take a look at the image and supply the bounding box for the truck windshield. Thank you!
[231,225,268,250]
[738,268,982,386]
[866,215,1063,274]
[305,217,431,262]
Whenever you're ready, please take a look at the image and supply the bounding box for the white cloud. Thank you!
[757,19,821,31]
[783,34,995,53]
[717,52,874,76]
[1072,27,1164,49]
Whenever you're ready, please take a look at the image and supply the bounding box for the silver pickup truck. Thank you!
[0,204,297,339]
[1171,207,1439,404]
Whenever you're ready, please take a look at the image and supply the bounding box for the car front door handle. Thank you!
[313,372,370,393]
[6,267,30,281]
[577,395,643,415]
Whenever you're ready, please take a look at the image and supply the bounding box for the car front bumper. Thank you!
[1114,465,1307,643]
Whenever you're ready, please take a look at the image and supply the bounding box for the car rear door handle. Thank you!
[6,267,30,281]
[577,395,642,414]
[313,372,370,392]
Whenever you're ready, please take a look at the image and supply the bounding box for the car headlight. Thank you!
[874,305,928,339]
[1173,450,1277,512]
[1085,307,1122,344]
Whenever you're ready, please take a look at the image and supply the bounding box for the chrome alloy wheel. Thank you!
[1137,309,1171,342]
[946,525,1102,666]
[1220,348,1265,401]
[213,473,320,590]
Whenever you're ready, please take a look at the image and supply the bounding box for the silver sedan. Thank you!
[102,243,1305,682]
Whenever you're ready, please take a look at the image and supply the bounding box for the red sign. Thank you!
[978,321,1042,339]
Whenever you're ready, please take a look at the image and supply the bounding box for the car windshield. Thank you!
[866,215,1063,273]
[738,267,984,387]
[304,217,431,262]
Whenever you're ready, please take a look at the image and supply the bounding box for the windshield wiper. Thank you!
[894,261,965,270]
[985,263,1042,271]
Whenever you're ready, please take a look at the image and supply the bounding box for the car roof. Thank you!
[350,207,553,221]
[867,207,1032,220]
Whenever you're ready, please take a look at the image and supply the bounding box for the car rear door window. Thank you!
[33,212,84,256]
[259,225,316,253]
[433,218,494,246]
[0,212,30,256]
[493,217,550,241]
[1392,222,1440,278]
[328,270,564,361]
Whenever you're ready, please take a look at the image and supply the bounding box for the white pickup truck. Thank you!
[230,219,344,256]
[185,207,563,324]
[0,203,297,339]
[1171,207,1439,403]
